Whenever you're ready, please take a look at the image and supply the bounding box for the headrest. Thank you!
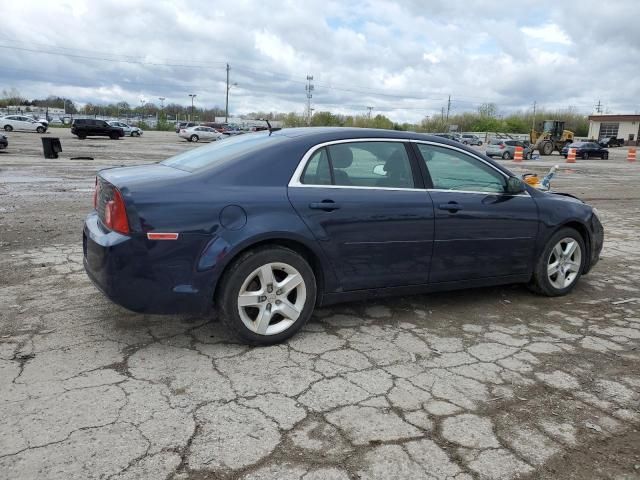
[331,145,353,168]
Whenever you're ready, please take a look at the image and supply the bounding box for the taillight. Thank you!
[104,188,130,234]
[499,144,505,149]
[93,177,100,209]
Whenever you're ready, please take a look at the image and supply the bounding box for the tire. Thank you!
[582,152,589,160]
[540,141,554,156]
[4,125,13,132]
[528,227,586,297]
[190,135,199,142]
[478,141,483,146]
[603,152,609,160]
[502,151,511,160]
[78,133,86,140]
[216,246,317,345]
[526,152,532,160]
[463,141,469,145]
[36,126,45,134]
[110,132,119,140]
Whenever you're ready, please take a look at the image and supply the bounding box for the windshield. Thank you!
[162,132,281,172]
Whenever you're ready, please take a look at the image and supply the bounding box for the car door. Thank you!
[16,116,30,130]
[288,139,435,291]
[413,142,539,283]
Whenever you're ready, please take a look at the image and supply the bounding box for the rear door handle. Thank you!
[438,202,462,213]
[309,200,341,211]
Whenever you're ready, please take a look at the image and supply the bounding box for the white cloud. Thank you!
[521,23,572,45]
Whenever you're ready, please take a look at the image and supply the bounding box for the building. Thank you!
[587,114,640,145]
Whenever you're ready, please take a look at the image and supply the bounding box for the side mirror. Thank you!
[373,164,386,176]
[507,176,526,194]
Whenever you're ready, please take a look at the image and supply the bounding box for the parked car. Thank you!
[561,142,609,159]
[71,119,125,139]
[460,134,483,146]
[107,121,143,137]
[434,133,461,142]
[0,134,7,150]
[597,136,624,147]
[486,139,533,160]
[1,115,47,133]
[83,128,603,345]
[175,122,197,133]
[23,114,49,129]
[178,126,224,142]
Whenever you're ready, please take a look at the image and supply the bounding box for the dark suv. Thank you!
[71,119,125,140]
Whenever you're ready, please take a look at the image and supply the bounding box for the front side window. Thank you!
[327,142,414,188]
[417,144,507,193]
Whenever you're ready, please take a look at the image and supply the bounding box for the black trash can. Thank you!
[41,137,62,159]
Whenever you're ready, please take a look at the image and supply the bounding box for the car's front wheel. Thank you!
[502,151,511,159]
[36,126,45,134]
[529,228,585,296]
[602,152,609,159]
[582,152,589,160]
[217,246,317,345]
[4,125,12,132]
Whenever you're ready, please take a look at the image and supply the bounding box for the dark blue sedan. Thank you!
[83,128,604,344]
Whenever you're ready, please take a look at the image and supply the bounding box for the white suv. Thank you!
[460,134,483,146]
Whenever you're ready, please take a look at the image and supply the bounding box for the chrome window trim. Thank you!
[288,137,530,197]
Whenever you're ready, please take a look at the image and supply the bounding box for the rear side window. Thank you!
[301,148,331,185]
[329,142,414,188]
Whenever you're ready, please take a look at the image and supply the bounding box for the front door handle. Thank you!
[309,200,341,211]
[438,202,463,213]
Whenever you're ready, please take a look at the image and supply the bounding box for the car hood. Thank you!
[546,191,584,204]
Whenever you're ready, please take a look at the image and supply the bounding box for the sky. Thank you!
[1,0,639,123]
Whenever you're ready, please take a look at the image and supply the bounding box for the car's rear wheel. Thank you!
[4,125,12,132]
[582,152,589,160]
[478,141,483,146]
[529,228,585,296]
[36,126,45,133]
[217,246,317,345]
[190,135,199,142]
[602,152,609,159]
[78,133,86,140]
[502,151,511,159]
[110,132,119,140]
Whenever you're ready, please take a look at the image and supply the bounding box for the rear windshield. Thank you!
[162,132,282,172]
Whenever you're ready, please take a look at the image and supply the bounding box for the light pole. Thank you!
[140,98,145,122]
[225,63,238,123]
[158,97,165,110]
[188,94,196,121]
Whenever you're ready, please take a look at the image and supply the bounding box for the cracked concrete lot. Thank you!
[1,131,640,479]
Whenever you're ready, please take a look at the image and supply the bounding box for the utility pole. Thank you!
[366,106,373,119]
[532,100,537,130]
[158,97,165,110]
[446,95,451,122]
[188,94,196,121]
[441,107,445,121]
[595,100,602,113]
[305,75,314,126]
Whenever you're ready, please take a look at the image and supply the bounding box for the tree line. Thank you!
[1,89,590,136]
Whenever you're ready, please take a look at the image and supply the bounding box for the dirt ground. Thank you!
[1,129,639,480]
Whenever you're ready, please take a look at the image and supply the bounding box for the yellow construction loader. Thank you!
[530,120,575,156]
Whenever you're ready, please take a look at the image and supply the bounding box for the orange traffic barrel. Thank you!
[566,148,576,163]
[628,147,637,162]
[514,146,523,162]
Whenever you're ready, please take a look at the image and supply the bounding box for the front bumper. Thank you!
[83,212,213,314]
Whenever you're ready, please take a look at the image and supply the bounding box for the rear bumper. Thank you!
[83,213,213,314]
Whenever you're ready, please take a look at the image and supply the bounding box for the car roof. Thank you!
[268,127,464,146]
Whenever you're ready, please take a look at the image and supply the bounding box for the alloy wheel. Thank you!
[547,237,582,289]
[237,262,306,336]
